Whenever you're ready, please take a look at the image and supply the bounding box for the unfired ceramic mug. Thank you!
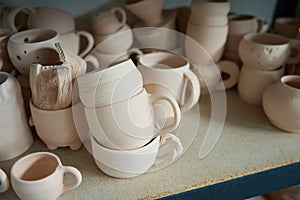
[7,29,62,75]
[11,152,82,200]
[0,169,9,193]
[8,6,75,34]
[85,88,181,150]
[91,133,183,178]
[274,17,300,39]
[137,51,200,115]
[92,7,127,35]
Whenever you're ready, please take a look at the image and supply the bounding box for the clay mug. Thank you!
[137,51,200,116]
[125,0,163,26]
[189,0,230,26]
[84,48,141,71]
[92,7,127,35]
[91,133,183,178]
[274,17,300,39]
[93,24,133,54]
[238,64,284,105]
[7,29,63,75]
[77,58,143,108]
[59,30,94,57]
[263,75,300,133]
[0,72,33,161]
[239,33,300,70]
[11,152,82,200]
[7,6,75,34]
[0,168,9,193]
[85,88,181,150]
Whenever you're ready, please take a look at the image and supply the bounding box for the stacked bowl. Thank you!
[185,0,230,65]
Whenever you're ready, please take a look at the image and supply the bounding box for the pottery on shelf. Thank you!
[262,75,300,133]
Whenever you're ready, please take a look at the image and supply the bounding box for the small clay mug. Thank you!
[11,152,82,200]
[274,17,300,39]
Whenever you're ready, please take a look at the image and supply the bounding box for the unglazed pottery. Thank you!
[0,168,9,193]
[7,29,62,75]
[8,6,75,34]
[11,152,82,200]
[85,88,181,150]
[77,58,143,108]
[185,21,228,64]
[133,10,177,50]
[274,17,300,39]
[238,64,284,105]
[125,0,163,26]
[91,132,183,178]
[239,33,300,70]
[0,72,33,161]
[60,30,94,58]
[137,51,200,115]
[92,7,127,35]
[94,24,133,54]
[29,100,82,150]
[84,48,141,71]
[216,60,240,90]
[262,75,300,133]
[189,0,230,26]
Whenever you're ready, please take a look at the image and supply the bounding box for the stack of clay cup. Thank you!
[238,33,300,105]
[185,0,230,65]
[7,6,94,58]
[77,54,190,178]
[125,0,180,53]
[89,7,134,70]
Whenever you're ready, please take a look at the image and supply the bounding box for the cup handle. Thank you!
[150,94,181,137]
[255,17,264,33]
[7,6,35,32]
[286,39,300,65]
[61,166,82,193]
[76,30,95,58]
[111,7,127,28]
[84,54,100,71]
[151,133,183,169]
[181,70,201,112]
[0,169,9,193]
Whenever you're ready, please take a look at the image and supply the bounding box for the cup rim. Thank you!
[11,152,61,183]
[280,75,300,91]
[243,33,289,46]
[8,29,58,45]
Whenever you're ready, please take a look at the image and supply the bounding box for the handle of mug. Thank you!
[150,94,181,137]
[84,54,100,71]
[0,169,9,193]
[76,30,95,58]
[111,7,127,28]
[61,166,82,193]
[7,6,35,32]
[256,17,264,33]
[215,60,240,90]
[151,133,183,170]
[181,70,200,112]
[286,39,300,65]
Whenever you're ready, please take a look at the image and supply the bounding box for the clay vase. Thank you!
[262,75,300,133]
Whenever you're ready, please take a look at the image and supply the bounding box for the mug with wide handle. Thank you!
[0,168,9,193]
[11,152,82,200]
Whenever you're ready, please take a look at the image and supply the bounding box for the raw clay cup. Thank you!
[29,100,82,150]
[85,88,181,150]
[92,7,127,35]
[7,29,62,75]
[11,152,82,200]
[137,51,200,116]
